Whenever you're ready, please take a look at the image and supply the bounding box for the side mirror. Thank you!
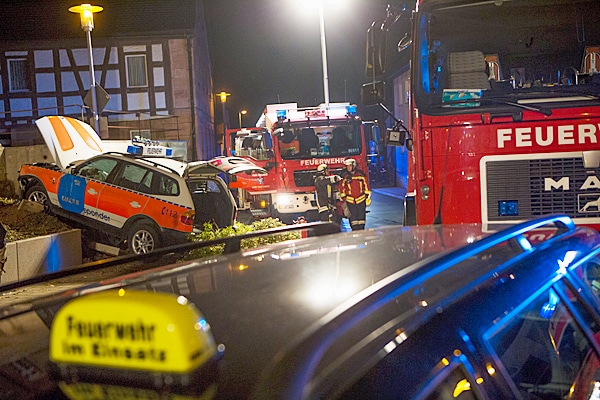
[385,127,412,151]
[265,161,277,171]
[386,128,405,146]
[361,81,385,106]
[365,22,386,78]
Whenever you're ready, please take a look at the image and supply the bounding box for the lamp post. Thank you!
[317,0,330,110]
[217,91,231,153]
[238,109,247,128]
[69,3,103,135]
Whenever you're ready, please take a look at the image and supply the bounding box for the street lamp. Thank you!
[217,91,231,153]
[317,0,330,110]
[300,1,331,109]
[69,3,103,135]
[238,109,247,128]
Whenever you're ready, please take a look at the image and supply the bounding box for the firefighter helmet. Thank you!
[317,164,328,172]
[344,159,357,167]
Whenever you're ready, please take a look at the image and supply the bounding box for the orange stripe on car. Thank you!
[67,117,103,152]
[48,116,74,151]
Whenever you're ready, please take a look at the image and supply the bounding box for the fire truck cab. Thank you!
[366,0,600,230]
[225,102,371,224]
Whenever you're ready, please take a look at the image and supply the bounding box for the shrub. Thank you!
[184,218,301,259]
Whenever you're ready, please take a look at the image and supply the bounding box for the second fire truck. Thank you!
[225,102,372,223]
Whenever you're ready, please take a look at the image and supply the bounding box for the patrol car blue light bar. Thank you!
[127,145,143,156]
[346,105,357,116]
[127,144,173,157]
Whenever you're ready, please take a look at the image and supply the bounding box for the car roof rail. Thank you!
[101,151,182,175]
[253,214,579,399]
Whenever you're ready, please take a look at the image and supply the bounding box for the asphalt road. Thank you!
[338,188,405,231]
[364,189,405,229]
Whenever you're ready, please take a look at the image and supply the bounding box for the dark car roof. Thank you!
[2,215,600,399]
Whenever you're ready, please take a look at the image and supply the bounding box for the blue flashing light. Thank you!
[516,235,532,251]
[198,318,208,329]
[165,148,173,157]
[346,105,357,116]
[277,109,287,120]
[458,328,476,353]
[540,291,560,319]
[127,145,143,156]
[498,200,518,216]
[540,302,556,319]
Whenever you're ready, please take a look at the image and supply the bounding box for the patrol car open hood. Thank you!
[35,116,104,169]
[187,156,267,177]
[35,116,267,176]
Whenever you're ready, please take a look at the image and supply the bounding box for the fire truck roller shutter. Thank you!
[448,50,491,90]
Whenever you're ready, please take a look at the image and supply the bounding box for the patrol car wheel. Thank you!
[25,184,49,209]
[127,222,161,255]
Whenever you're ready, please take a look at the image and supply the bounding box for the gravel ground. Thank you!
[0,200,72,242]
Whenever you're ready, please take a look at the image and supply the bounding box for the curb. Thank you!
[1,229,82,285]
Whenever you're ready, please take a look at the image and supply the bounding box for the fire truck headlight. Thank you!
[421,185,430,200]
[277,194,294,207]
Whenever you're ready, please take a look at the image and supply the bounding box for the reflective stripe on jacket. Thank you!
[340,170,370,204]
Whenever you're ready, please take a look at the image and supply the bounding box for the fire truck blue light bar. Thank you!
[498,200,519,216]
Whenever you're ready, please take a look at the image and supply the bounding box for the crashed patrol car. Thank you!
[18,116,265,254]
[3,214,600,399]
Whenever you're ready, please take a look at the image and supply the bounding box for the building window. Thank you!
[126,54,148,88]
[8,58,29,92]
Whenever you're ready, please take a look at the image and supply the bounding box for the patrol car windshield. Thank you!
[414,0,600,114]
[277,123,362,160]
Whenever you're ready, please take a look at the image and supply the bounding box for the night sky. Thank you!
[0,0,406,128]
[204,0,403,127]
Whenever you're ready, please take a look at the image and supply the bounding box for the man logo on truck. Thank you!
[545,176,600,191]
[580,196,600,213]
[545,176,600,214]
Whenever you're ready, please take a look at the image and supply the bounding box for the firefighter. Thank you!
[314,164,341,223]
[340,159,371,230]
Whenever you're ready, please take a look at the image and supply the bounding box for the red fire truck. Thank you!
[367,0,600,230]
[224,102,372,223]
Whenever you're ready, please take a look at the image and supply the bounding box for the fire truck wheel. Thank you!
[127,221,161,255]
[25,184,49,211]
